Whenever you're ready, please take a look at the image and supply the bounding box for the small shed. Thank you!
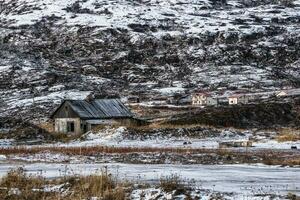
[50,99,135,135]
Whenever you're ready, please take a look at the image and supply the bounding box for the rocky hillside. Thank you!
[0,0,300,120]
[166,102,300,128]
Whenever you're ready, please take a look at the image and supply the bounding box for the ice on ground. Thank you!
[65,127,220,148]
[253,140,300,150]
[0,163,298,198]
[10,151,81,163]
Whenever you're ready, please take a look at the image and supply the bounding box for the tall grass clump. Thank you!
[67,168,126,200]
[276,128,300,142]
[159,174,187,194]
[0,168,127,200]
[0,167,53,200]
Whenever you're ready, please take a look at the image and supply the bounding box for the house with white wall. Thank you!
[228,94,249,105]
[192,92,218,106]
[276,88,300,98]
[50,99,134,135]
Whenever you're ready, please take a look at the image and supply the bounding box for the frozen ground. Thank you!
[58,127,300,150]
[66,136,300,150]
[0,162,298,198]
[1,126,299,150]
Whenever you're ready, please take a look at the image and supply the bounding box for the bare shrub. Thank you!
[276,128,300,142]
[287,192,300,200]
[159,174,187,194]
[0,167,53,200]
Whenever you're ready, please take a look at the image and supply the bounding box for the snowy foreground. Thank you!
[0,163,299,198]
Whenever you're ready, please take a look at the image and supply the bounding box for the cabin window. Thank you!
[67,121,75,132]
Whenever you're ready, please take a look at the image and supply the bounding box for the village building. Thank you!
[50,99,135,135]
[228,94,249,105]
[192,93,218,106]
[168,94,191,105]
[276,88,300,98]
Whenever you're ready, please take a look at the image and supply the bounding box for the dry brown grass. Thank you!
[145,120,249,132]
[48,132,81,142]
[263,158,300,166]
[0,145,292,157]
[65,168,126,200]
[0,168,56,200]
[276,128,300,142]
[160,174,186,193]
[287,192,300,200]
[0,146,299,165]
[0,168,127,200]
[36,122,54,133]
[0,146,216,155]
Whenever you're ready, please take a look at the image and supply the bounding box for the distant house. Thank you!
[276,91,288,97]
[168,94,191,105]
[192,93,218,106]
[50,99,135,135]
[228,94,249,105]
[276,88,300,98]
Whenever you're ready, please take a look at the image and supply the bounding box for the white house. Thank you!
[276,88,300,98]
[192,93,218,106]
[276,91,288,97]
[228,94,249,105]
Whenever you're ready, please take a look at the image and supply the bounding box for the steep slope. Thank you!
[0,0,300,119]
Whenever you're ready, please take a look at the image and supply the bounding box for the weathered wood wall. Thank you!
[54,118,81,135]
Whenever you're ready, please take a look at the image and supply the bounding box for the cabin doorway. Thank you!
[67,121,75,133]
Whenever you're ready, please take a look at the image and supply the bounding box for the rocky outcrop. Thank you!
[0,0,300,120]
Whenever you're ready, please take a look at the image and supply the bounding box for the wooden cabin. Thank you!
[50,99,135,135]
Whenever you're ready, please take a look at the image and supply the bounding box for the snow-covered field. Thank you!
[1,126,299,150]
[0,162,298,198]
[57,127,300,150]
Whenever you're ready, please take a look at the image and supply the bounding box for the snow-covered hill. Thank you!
[0,0,300,119]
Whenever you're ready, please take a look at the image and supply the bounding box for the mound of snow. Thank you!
[0,155,7,160]
[81,126,127,143]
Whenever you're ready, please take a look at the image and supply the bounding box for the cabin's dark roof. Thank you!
[51,99,133,119]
